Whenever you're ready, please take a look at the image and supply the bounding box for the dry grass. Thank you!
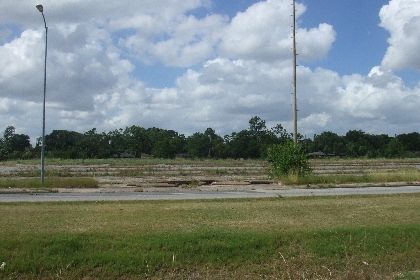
[1,194,420,279]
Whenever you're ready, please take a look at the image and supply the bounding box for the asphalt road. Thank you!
[1,186,420,202]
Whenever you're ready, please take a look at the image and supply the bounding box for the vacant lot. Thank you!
[1,158,420,192]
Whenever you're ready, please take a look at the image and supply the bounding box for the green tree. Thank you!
[271,124,291,143]
[186,132,210,158]
[0,126,31,159]
[122,125,148,157]
[249,116,266,141]
[45,130,82,158]
[267,141,311,178]
[148,128,185,158]
[312,131,345,155]
[345,130,373,157]
[385,138,406,158]
[397,132,420,152]
[225,130,253,158]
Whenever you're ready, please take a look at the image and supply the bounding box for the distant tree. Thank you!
[226,130,253,158]
[152,137,183,158]
[312,131,345,155]
[385,138,406,158]
[249,116,266,141]
[120,125,149,157]
[210,135,227,158]
[366,134,391,157]
[45,130,82,158]
[271,124,291,143]
[0,126,31,159]
[186,132,210,158]
[147,128,185,158]
[397,132,420,152]
[345,130,373,157]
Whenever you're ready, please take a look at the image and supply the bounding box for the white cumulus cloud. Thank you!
[380,0,420,71]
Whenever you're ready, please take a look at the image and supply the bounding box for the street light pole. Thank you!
[36,4,48,184]
[292,0,298,146]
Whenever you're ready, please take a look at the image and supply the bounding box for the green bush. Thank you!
[267,141,311,178]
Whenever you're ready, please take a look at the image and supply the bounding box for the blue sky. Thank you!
[0,0,420,142]
[301,0,389,73]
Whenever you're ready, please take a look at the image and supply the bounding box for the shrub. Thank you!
[267,141,311,178]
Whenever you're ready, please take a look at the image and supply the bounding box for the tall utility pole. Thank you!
[292,0,298,146]
[36,4,48,184]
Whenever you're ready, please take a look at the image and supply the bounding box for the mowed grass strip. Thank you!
[0,194,420,279]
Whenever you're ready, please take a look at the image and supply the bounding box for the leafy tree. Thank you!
[0,126,31,159]
[152,138,183,158]
[249,116,266,141]
[345,130,373,157]
[186,132,211,158]
[7,133,31,153]
[184,128,225,159]
[77,128,103,158]
[267,141,311,178]
[122,125,148,157]
[397,132,420,152]
[210,135,227,158]
[271,124,291,143]
[147,128,185,158]
[312,131,345,155]
[367,134,391,157]
[385,138,406,158]
[45,130,82,158]
[225,130,253,158]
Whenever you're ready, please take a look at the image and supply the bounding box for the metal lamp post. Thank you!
[36,4,47,184]
[292,0,297,146]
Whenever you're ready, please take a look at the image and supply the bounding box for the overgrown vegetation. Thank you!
[267,141,311,178]
[0,195,419,279]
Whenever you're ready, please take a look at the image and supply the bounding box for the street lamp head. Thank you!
[36,4,43,13]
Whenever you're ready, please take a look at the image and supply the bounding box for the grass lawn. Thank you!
[1,194,420,279]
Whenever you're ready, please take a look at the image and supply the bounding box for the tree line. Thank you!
[1,116,419,160]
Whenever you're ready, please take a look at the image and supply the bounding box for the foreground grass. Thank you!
[0,194,419,279]
[0,177,98,189]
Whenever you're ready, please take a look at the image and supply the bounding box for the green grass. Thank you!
[0,177,98,189]
[281,167,420,186]
[0,194,419,279]
[396,271,420,279]
[282,173,420,186]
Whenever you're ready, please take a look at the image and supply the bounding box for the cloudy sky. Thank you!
[1,0,419,143]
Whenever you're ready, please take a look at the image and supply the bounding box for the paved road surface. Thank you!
[1,186,420,202]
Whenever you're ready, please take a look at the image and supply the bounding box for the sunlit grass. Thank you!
[0,177,98,189]
[281,167,420,186]
[0,194,420,279]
